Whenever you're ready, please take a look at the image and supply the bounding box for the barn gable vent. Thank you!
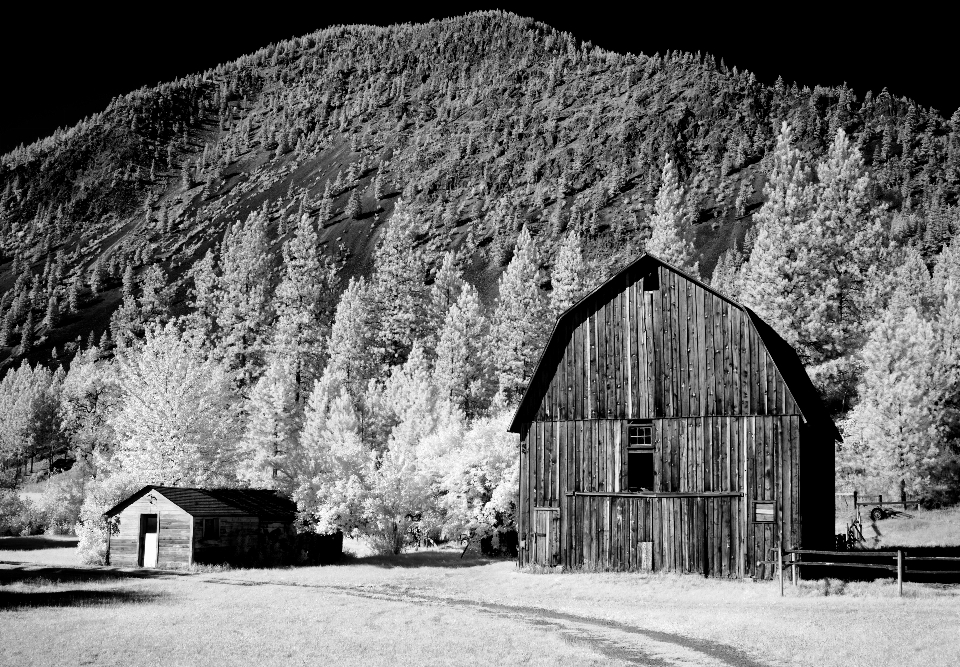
[641,270,659,291]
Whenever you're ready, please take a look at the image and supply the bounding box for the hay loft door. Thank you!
[139,514,159,567]
[532,507,560,566]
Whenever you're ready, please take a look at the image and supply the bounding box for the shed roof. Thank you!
[104,486,298,521]
[508,252,841,442]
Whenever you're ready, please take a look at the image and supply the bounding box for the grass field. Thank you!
[2,537,960,667]
[836,502,960,547]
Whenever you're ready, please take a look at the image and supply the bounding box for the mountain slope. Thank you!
[1,11,958,373]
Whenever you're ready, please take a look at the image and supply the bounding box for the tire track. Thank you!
[203,577,770,667]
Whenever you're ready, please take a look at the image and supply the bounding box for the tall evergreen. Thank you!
[646,157,698,276]
[550,230,589,317]
[489,226,549,404]
[215,208,277,384]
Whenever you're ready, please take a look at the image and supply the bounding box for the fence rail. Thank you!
[773,547,960,597]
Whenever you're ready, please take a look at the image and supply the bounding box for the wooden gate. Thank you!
[532,507,560,566]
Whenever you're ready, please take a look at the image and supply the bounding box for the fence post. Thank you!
[778,541,784,597]
[897,550,903,597]
[853,490,858,511]
[900,480,907,506]
[791,551,797,586]
[879,493,883,505]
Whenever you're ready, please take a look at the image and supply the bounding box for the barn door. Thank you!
[532,508,560,566]
[139,514,159,567]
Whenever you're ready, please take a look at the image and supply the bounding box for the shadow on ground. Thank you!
[343,550,506,569]
[0,588,165,610]
[0,564,189,586]
[0,536,79,551]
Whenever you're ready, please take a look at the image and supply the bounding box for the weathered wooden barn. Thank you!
[104,486,302,568]
[510,253,840,578]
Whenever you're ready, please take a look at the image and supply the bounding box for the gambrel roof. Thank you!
[508,252,841,442]
[104,485,298,522]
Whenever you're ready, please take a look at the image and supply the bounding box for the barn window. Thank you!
[203,518,220,539]
[627,422,655,492]
[753,502,775,523]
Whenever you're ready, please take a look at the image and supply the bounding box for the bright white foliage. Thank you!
[490,226,550,404]
[550,230,589,317]
[646,157,699,276]
[108,323,240,486]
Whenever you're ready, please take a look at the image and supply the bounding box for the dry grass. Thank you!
[0,535,78,567]
[2,537,960,666]
[836,503,960,547]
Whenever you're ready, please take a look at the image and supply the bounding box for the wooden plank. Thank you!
[677,277,689,418]
[695,286,706,418]
[652,283,664,417]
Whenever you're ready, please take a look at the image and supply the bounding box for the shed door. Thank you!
[140,514,159,567]
[532,508,560,566]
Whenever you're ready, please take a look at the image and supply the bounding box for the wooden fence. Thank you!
[770,546,960,597]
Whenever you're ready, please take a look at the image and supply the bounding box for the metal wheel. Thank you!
[870,507,885,522]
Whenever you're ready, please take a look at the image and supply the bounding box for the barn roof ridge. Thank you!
[103,485,298,520]
[508,252,840,441]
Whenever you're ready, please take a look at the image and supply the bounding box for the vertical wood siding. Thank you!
[517,264,821,579]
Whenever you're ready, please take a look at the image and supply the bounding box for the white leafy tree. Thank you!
[293,372,371,535]
[107,322,241,486]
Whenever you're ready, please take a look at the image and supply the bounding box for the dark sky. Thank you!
[1,5,954,156]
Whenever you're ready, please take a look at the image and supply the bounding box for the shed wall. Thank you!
[109,493,192,568]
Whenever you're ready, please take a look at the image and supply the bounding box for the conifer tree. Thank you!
[326,277,379,405]
[238,355,299,489]
[20,311,34,356]
[272,212,339,397]
[434,284,490,416]
[345,188,362,219]
[489,226,549,404]
[550,231,588,317]
[369,209,429,368]
[646,157,698,276]
[215,209,276,384]
[44,294,59,329]
[739,122,815,354]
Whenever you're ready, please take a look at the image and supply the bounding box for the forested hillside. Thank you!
[1,12,958,552]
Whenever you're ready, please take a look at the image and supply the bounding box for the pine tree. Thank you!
[345,188,362,219]
[739,122,815,355]
[369,209,429,368]
[423,252,465,352]
[742,125,885,363]
[317,182,333,223]
[43,294,59,329]
[0,308,11,347]
[646,157,698,276]
[489,226,550,404]
[272,212,339,398]
[215,209,277,384]
[434,284,490,416]
[326,277,379,405]
[67,281,80,314]
[373,166,386,200]
[550,231,588,317]
[88,257,104,297]
[20,311,33,356]
[238,355,299,489]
